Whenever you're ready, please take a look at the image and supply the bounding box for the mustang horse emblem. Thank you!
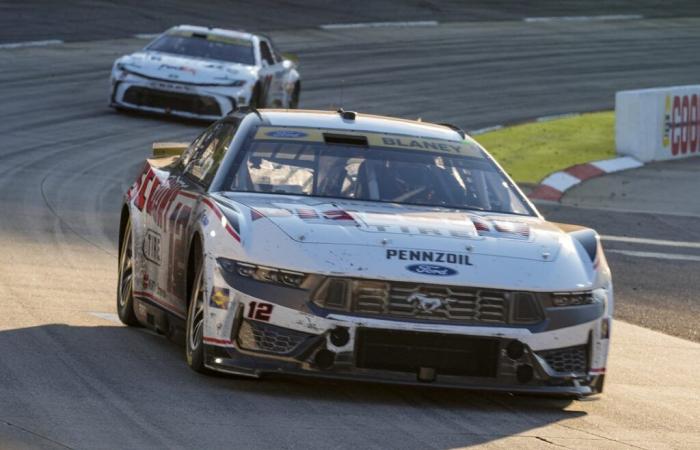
[407,293,446,312]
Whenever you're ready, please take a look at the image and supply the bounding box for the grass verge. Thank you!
[473,111,615,184]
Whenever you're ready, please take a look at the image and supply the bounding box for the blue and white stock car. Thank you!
[110,25,300,120]
[117,108,612,396]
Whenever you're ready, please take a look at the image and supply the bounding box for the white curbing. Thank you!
[531,156,644,201]
[133,33,160,39]
[320,20,438,30]
[0,39,64,49]
[590,156,643,172]
[539,171,581,192]
[524,14,643,23]
[469,125,503,135]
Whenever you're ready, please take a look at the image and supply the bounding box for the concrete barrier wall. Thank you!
[616,85,700,162]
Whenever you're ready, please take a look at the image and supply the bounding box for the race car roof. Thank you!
[258,109,471,143]
[168,25,255,42]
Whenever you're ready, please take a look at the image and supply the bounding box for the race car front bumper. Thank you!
[202,268,609,396]
[109,72,252,120]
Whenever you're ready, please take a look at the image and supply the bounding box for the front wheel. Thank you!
[117,219,139,326]
[185,251,209,373]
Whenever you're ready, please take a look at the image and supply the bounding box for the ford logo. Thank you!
[406,264,457,276]
[266,130,307,138]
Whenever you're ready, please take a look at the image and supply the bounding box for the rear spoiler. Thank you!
[152,142,188,158]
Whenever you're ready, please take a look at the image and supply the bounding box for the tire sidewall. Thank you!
[117,219,139,325]
[185,251,206,371]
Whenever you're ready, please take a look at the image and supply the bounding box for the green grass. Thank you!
[474,111,615,184]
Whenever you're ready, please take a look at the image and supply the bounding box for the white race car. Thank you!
[117,109,612,396]
[109,25,300,120]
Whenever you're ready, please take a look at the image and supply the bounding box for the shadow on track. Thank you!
[0,323,586,449]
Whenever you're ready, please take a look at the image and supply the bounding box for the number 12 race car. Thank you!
[109,25,300,120]
[117,108,612,396]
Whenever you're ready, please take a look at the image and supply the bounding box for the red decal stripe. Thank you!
[203,337,233,345]
[590,367,606,374]
[202,198,241,242]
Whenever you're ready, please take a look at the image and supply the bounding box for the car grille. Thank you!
[355,328,499,377]
[537,345,588,373]
[352,280,509,324]
[236,320,312,355]
[123,86,221,116]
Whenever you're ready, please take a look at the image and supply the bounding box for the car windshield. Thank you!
[227,126,533,215]
[147,31,256,65]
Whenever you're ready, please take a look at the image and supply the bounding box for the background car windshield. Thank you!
[147,32,255,65]
[228,128,532,215]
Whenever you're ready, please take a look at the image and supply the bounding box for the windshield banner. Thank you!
[254,126,483,158]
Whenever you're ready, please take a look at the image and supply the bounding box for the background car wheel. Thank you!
[185,249,209,373]
[116,219,139,326]
[289,81,300,109]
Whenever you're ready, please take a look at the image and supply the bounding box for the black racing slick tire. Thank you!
[185,249,209,373]
[117,219,139,326]
[289,81,300,109]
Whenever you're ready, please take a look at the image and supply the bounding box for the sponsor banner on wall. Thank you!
[616,85,700,162]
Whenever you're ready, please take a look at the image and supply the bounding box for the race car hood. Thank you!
[117,51,257,85]
[215,193,601,291]
[225,193,564,262]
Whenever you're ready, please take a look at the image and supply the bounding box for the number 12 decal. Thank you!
[247,301,274,321]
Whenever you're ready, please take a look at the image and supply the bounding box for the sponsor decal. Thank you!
[143,229,161,265]
[380,137,463,155]
[663,93,700,156]
[386,249,472,266]
[406,264,458,276]
[200,213,209,226]
[247,301,274,321]
[265,130,308,138]
[158,64,196,75]
[209,287,231,310]
[254,127,483,158]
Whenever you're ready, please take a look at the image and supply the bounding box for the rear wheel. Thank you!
[117,219,139,326]
[185,250,209,373]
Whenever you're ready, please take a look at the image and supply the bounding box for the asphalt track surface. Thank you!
[1,5,700,449]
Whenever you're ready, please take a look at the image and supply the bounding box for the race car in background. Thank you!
[109,25,300,120]
[117,108,612,396]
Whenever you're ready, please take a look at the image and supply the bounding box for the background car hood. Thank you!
[226,193,564,262]
[120,51,256,85]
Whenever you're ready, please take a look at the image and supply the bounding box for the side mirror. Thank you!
[152,142,188,158]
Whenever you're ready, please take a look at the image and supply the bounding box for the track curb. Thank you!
[528,156,643,202]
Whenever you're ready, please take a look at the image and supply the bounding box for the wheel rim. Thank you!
[118,224,133,309]
[188,266,205,351]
